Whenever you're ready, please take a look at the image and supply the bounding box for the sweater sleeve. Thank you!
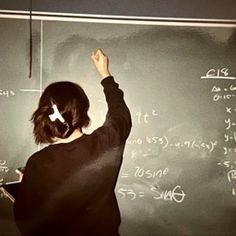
[100,76,132,144]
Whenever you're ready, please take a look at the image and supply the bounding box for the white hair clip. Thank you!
[49,104,65,123]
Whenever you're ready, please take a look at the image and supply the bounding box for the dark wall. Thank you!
[0,0,236,19]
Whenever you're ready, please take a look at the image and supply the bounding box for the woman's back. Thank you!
[13,51,132,235]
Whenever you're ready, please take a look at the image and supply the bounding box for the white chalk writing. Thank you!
[117,185,186,203]
[211,84,236,102]
[127,136,217,153]
[120,167,169,180]
[0,89,15,97]
[0,166,9,173]
[151,185,186,203]
[226,107,236,114]
[201,68,236,80]
[117,188,145,200]
[227,170,236,183]
[135,109,158,124]
[217,160,236,169]
[0,160,9,184]
[134,166,169,179]
[225,118,236,130]
[223,147,236,155]
[213,94,235,102]
[224,133,236,142]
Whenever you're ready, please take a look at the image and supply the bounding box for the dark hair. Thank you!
[31,81,90,144]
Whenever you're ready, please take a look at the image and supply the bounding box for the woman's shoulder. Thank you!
[26,146,51,165]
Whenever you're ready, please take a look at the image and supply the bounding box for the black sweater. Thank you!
[13,76,132,236]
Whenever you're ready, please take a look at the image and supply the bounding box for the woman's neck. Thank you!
[52,128,83,145]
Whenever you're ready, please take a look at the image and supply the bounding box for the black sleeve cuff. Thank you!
[101,76,115,87]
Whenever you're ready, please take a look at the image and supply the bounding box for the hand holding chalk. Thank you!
[91,49,111,79]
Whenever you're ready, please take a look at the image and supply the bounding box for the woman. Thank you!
[13,49,132,236]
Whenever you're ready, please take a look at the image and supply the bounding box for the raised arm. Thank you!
[91,49,132,143]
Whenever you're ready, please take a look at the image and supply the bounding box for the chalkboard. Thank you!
[0,17,236,236]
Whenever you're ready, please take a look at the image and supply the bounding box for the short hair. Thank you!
[31,81,90,144]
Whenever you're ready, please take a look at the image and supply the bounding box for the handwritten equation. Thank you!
[117,185,186,203]
[203,67,236,196]
[202,67,236,157]
[225,118,236,130]
[223,117,236,155]
[211,85,236,102]
[127,136,217,153]
[224,132,236,142]
[121,166,169,179]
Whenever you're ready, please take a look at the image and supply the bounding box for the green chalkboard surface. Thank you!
[0,17,236,236]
